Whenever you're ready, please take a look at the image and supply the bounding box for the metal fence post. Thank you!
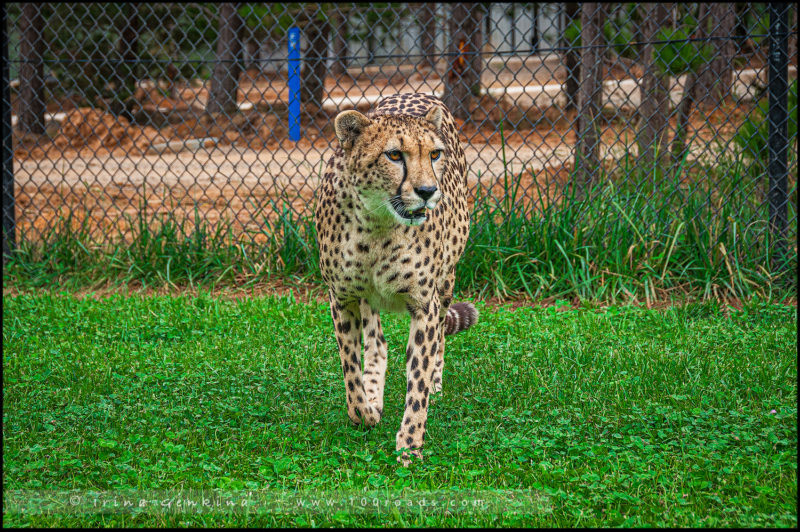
[2,4,15,260]
[768,3,789,272]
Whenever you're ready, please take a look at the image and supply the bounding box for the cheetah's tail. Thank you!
[443,302,479,336]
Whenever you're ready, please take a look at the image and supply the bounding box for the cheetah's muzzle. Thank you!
[388,195,429,225]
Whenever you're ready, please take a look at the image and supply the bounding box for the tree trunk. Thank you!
[468,5,483,93]
[670,69,700,169]
[112,4,139,117]
[702,4,736,106]
[531,4,539,53]
[670,4,709,168]
[790,6,797,67]
[508,4,516,50]
[207,3,242,115]
[330,7,348,77]
[575,2,606,193]
[442,3,483,121]
[301,13,331,110]
[564,3,580,111]
[245,39,259,72]
[3,5,16,256]
[636,3,671,172]
[484,5,492,53]
[367,26,376,65]
[18,3,45,136]
[415,3,436,70]
[117,4,139,91]
[692,3,718,108]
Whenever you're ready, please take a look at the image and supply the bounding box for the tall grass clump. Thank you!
[3,203,320,291]
[458,171,795,303]
[4,133,796,302]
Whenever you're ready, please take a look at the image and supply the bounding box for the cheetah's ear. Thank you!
[424,105,443,131]
[335,110,371,150]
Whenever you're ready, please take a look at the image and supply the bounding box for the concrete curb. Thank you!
[11,66,795,128]
[320,66,797,113]
[146,137,220,155]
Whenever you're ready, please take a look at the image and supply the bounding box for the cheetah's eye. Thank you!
[385,150,403,162]
[430,150,442,161]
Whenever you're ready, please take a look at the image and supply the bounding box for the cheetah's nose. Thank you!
[414,186,438,202]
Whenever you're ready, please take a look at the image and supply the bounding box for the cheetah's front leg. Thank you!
[329,296,381,427]
[360,300,388,415]
[396,294,440,465]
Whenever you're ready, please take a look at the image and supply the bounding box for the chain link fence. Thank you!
[4,3,798,265]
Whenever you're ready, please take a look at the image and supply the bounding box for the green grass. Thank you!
[3,293,797,526]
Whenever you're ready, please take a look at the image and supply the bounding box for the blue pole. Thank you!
[288,27,301,142]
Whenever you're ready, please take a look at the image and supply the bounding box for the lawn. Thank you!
[2,293,797,527]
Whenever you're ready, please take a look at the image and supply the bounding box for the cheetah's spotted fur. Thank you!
[315,93,478,464]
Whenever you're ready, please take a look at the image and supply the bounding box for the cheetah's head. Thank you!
[334,106,446,227]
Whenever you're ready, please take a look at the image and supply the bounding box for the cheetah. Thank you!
[315,93,478,464]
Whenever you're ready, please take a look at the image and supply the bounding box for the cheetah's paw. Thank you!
[349,404,382,428]
[396,448,423,466]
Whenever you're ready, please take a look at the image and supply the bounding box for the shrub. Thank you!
[652,26,715,76]
[732,79,799,179]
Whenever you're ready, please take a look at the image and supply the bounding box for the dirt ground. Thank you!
[4,275,795,314]
[11,60,761,243]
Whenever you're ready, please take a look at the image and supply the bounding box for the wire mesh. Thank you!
[4,3,798,257]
